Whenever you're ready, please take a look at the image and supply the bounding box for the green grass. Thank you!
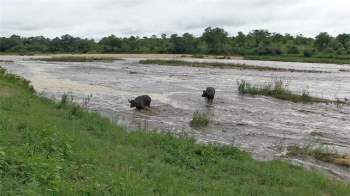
[190,111,210,129]
[244,55,350,65]
[32,56,124,62]
[237,80,345,104]
[0,67,349,195]
[140,59,329,73]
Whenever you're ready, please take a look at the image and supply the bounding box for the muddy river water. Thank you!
[1,56,350,180]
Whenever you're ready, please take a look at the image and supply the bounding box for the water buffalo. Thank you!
[129,95,152,110]
[202,87,215,102]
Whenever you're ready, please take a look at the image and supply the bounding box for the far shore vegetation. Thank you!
[0,60,14,63]
[33,56,124,62]
[1,27,350,65]
[1,67,350,194]
[237,80,347,104]
[140,59,329,73]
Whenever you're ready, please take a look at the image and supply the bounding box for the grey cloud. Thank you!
[0,0,349,38]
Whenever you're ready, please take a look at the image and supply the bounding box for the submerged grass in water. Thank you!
[140,59,329,73]
[0,67,349,194]
[237,80,345,104]
[190,111,209,129]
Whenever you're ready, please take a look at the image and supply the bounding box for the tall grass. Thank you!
[237,80,343,104]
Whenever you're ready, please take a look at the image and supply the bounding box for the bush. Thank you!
[303,49,315,57]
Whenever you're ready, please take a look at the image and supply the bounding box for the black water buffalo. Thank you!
[202,87,215,101]
[129,95,152,110]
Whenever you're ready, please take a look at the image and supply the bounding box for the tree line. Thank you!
[1,27,350,57]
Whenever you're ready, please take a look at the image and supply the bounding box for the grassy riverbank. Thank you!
[0,67,349,195]
[244,56,350,65]
[140,59,329,73]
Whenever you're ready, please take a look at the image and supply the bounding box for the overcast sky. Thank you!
[1,0,349,39]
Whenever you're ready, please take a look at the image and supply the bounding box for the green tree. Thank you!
[98,35,122,53]
[202,27,231,54]
[315,32,332,51]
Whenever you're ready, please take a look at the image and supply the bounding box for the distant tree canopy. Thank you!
[1,27,350,57]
